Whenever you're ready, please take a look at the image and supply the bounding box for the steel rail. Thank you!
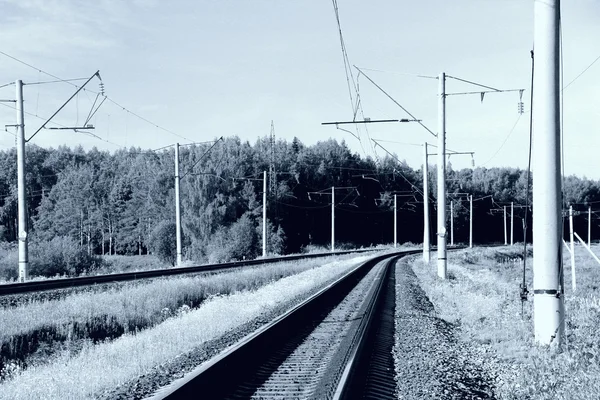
[0,248,377,296]
[147,249,418,400]
[333,254,399,399]
[335,247,465,399]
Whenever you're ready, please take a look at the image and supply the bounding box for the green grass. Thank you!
[412,244,600,399]
[0,253,375,400]
[0,251,377,382]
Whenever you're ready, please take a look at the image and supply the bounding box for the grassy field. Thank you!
[0,253,376,400]
[412,243,600,399]
[0,251,379,384]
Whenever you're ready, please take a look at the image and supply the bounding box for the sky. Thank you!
[0,0,599,178]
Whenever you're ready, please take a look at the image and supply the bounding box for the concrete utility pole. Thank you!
[569,206,576,291]
[469,195,473,248]
[589,206,592,247]
[511,201,514,245]
[504,206,508,245]
[423,142,431,262]
[175,143,183,266]
[331,186,335,252]
[437,72,447,279]
[263,171,267,257]
[450,200,454,246]
[16,80,28,282]
[532,0,564,346]
[394,194,397,248]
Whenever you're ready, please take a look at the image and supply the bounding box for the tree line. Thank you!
[0,136,598,266]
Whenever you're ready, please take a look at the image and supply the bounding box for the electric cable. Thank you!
[562,54,600,92]
[520,49,535,310]
[480,115,522,166]
[0,50,194,143]
[446,75,500,92]
[0,101,124,148]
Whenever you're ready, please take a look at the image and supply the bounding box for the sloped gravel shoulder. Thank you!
[394,258,496,399]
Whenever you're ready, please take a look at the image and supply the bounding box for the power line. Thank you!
[354,66,437,138]
[0,50,194,143]
[562,53,600,91]
[103,97,193,142]
[330,1,378,161]
[356,67,437,80]
[370,139,431,201]
[0,50,63,80]
[480,114,522,166]
[0,101,124,148]
[24,78,90,86]
[446,75,500,91]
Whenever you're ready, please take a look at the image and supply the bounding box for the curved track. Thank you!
[148,250,416,400]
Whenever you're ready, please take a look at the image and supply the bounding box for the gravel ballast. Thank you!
[394,257,496,399]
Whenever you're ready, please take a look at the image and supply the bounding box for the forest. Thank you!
[0,136,599,278]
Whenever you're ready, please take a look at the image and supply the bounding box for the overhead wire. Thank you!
[0,101,124,148]
[446,75,500,92]
[0,50,194,144]
[561,53,600,92]
[24,78,90,86]
[479,114,522,166]
[330,0,378,161]
[370,139,433,202]
[354,67,437,138]
[520,48,535,310]
[355,67,437,80]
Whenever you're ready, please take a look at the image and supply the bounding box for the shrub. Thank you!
[206,213,259,263]
[0,242,18,282]
[29,236,104,277]
[148,220,178,266]
[256,220,286,256]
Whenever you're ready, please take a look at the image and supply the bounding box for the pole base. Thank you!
[533,292,564,346]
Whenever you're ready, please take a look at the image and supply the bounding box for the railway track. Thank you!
[149,249,417,400]
[0,248,377,296]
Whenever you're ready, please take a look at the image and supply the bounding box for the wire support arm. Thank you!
[353,66,437,138]
[26,71,100,142]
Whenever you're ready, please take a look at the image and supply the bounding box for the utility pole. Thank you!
[450,200,454,246]
[532,0,564,346]
[394,194,397,248]
[589,206,592,247]
[423,142,430,262]
[308,186,355,252]
[331,186,335,252]
[504,206,508,245]
[175,143,183,266]
[437,72,447,279]
[16,80,28,282]
[511,201,514,245]
[569,206,576,291]
[263,171,267,257]
[469,194,473,248]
